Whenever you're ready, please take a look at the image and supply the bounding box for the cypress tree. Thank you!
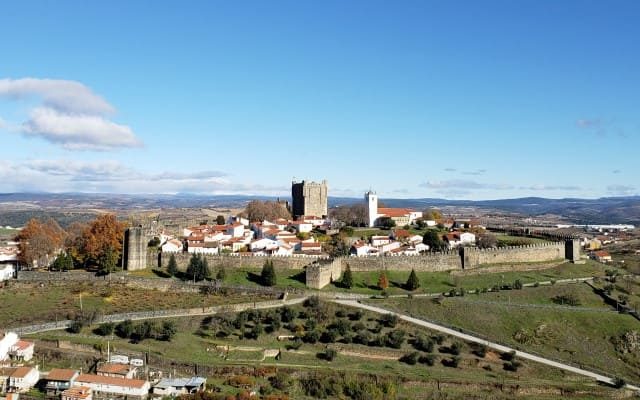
[167,254,178,277]
[405,269,420,291]
[261,259,277,286]
[341,264,354,289]
[378,271,389,290]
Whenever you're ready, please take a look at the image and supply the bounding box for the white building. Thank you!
[0,332,18,361]
[8,367,39,393]
[289,221,313,233]
[74,374,150,399]
[9,341,34,362]
[0,265,14,282]
[0,333,33,362]
[152,377,206,396]
[365,191,422,227]
[370,236,391,247]
[161,239,183,253]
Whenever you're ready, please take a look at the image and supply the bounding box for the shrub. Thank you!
[400,352,420,365]
[385,329,406,349]
[612,376,626,389]
[450,342,462,355]
[552,293,581,306]
[432,334,445,345]
[514,279,523,290]
[418,354,435,366]
[115,319,134,338]
[321,348,337,361]
[353,331,372,345]
[269,372,292,391]
[501,350,516,361]
[167,254,178,277]
[443,356,460,368]
[472,344,487,358]
[67,319,84,334]
[280,306,296,323]
[95,322,115,336]
[380,313,398,328]
[303,296,320,309]
[320,329,338,344]
[303,330,320,344]
[349,310,363,321]
[413,335,434,352]
[503,360,522,371]
[335,310,346,318]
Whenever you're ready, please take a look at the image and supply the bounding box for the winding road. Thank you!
[332,299,640,392]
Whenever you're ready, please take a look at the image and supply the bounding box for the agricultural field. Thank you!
[371,282,640,384]
[0,282,275,328]
[28,299,624,399]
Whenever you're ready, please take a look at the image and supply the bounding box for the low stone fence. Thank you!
[13,297,308,335]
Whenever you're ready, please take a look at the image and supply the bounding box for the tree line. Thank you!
[16,214,126,274]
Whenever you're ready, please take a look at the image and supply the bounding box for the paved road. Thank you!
[333,299,640,392]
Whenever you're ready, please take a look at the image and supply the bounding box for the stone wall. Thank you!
[156,253,327,271]
[463,242,565,269]
[345,251,462,272]
[306,259,342,289]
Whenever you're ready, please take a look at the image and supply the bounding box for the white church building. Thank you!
[365,191,422,228]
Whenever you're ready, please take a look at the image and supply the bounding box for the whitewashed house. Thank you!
[152,377,206,396]
[161,239,183,253]
[8,367,39,393]
[74,374,150,400]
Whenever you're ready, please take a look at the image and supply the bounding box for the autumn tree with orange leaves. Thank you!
[80,214,126,273]
[17,218,66,268]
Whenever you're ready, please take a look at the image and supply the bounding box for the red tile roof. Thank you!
[378,208,413,218]
[97,363,131,375]
[61,386,92,400]
[10,366,35,379]
[76,374,147,389]
[46,369,78,381]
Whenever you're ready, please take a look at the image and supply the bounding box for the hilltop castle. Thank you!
[291,180,328,218]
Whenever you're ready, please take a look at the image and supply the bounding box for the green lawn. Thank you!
[495,234,549,246]
[371,285,640,383]
[0,282,274,328]
[320,260,621,295]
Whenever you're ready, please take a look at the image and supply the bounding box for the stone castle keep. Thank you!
[291,179,328,218]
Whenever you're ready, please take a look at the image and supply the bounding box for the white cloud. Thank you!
[522,184,582,191]
[0,78,141,150]
[0,78,114,114]
[420,179,513,190]
[22,107,141,150]
[0,159,288,195]
[606,184,636,196]
[0,116,5,129]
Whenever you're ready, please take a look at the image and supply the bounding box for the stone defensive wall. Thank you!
[306,240,574,289]
[463,242,566,270]
[345,251,461,272]
[155,252,327,271]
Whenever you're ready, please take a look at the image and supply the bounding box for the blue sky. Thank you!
[0,0,638,199]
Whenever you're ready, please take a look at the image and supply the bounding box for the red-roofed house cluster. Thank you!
[159,215,328,256]
[350,229,429,256]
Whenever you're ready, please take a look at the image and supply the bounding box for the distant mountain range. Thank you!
[1,193,639,226]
